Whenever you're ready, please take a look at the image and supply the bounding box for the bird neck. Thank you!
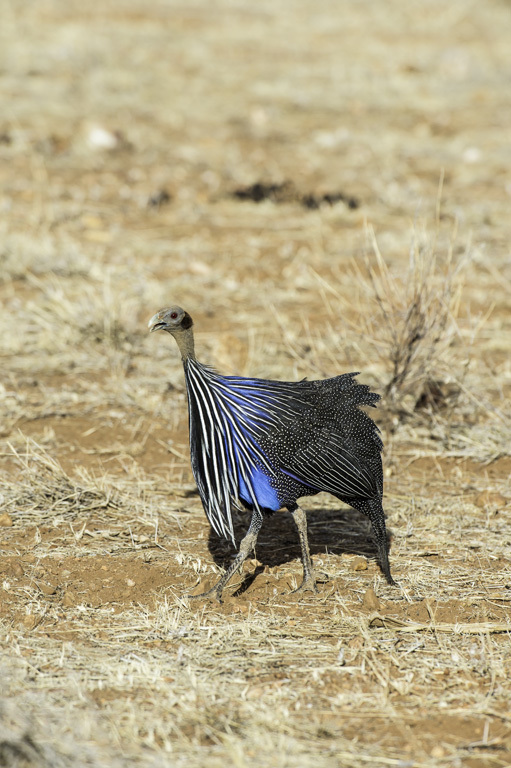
[172,328,196,361]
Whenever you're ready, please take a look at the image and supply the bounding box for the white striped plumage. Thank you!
[186,358,280,541]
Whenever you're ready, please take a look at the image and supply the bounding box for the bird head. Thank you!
[148,306,193,334]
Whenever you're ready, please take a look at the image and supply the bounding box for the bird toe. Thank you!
[291,575,319,595]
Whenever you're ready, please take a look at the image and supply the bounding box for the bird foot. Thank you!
[291,574,319,595]
[186,581,224,603]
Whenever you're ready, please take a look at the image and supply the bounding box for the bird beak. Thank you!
[148,312,166,333]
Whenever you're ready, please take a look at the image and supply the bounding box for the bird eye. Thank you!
[170,312,178,319]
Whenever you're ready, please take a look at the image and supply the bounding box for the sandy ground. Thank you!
[1,0,511,766]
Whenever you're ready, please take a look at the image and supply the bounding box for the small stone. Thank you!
[246,685,264,699]
[86,125,118,150]
[126,578,136,587]
[362,587,381,611]
[62,592,75,607]
[37,581,57,596]
[351,556,368,572]
[9,562,24,578]
[22,614,37,630]
[0,513,13,527]
[430,745,445,758]
[475,491,506,510]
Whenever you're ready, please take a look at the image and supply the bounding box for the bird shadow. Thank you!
[206,506,393,582]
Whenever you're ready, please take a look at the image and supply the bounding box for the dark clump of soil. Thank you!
[232,180,359,209]
[302,191,359,210]
[147,189,172,208]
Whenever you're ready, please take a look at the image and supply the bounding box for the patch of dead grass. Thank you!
[1,0,511,765]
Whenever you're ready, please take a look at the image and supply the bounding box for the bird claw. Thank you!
[186,583,224,603]
[291,575,319,595]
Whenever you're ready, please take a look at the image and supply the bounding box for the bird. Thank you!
[148,305,396,601]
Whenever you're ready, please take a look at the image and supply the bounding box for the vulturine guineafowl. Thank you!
[148,306,396,600]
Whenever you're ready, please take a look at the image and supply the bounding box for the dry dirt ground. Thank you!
[1,1,511,766]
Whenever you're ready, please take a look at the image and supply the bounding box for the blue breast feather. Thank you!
[225,414,282,511]
[236,463,281,511]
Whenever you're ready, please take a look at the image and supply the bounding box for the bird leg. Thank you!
[188,508,263,603]
[290,505,318,594]
[358,496,396,586]
[340,496,396,586]
[369,510,396,586]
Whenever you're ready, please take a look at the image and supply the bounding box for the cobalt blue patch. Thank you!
[238,466,281,511]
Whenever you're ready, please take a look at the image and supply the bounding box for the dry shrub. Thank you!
[315,221,479,423]
[359,224,468,414]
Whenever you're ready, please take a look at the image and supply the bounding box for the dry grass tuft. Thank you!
[361,224,467,411]
[3,437,120,523]
[314,220,477,423]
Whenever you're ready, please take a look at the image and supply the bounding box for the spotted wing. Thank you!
[279,373,382,500]
[281,426,379,499]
